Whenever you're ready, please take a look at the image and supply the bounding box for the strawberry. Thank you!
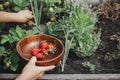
[47,43,56,54]
[40,48,48,55]
[40,41,48,49]
[47,43,54,49]
[36,53,43,59]
[31,48,39,56]
[31,40,56,59]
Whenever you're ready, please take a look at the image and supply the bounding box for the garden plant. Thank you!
[0,0,120,74]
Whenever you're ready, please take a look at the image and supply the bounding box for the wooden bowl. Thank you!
[16,34,64,66]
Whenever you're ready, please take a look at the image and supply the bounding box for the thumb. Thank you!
[28,56,37,65]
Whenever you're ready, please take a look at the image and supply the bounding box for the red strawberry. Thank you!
[41,48,48,55]
[48,43,54,49]
[36,53,43,59]
[40,41,48,49]
[31,48,39,56]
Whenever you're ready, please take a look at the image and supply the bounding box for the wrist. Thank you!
[9,13,25,22]
[8,12,26,23]
[9,13,19,22]
[16,73,31,80]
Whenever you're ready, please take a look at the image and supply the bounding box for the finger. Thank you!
[25,14,34,19]
[28,14,34,19]
[28,56,37,65]
[24,10,33,14]
[40,65,55,72]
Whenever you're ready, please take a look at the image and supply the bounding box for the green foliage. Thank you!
[41,0,63,21]
[47,22,63,36]
[29,0,46,34]
[0,46,20,71]
[0,25,26,71]
[9,0,30,11]
[0,4,4,11]
[29,0,42,26]
[47,7,63,18]
[47,2,101,71]
[0,46,7,56]
[82,61,95,73]
[43,0,61,6]
[61,28,74,72]
[0,24,46,71]
[26,25,47,35]
[0,0,101,72]
[48,3,101,57]
[1,25,26,44]
[0,25,33,71]
[65,4,101,57]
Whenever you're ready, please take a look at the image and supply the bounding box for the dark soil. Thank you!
[50,2,120,74]
[0,2,120,74]
[50,17,120,74]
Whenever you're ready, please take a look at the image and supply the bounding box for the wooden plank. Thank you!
[0,73,120,80]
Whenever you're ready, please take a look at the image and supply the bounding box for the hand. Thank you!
[16,56,55,80]
[0,10,33,23]
[15,10,34,22]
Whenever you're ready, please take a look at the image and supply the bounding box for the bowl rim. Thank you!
[16,34,64,64]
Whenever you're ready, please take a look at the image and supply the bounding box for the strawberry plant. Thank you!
[43,0,62,19]
[0,25,25,71]
[0,24,45,71]
[9,0,30,11]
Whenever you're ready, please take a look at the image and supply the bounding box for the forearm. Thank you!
[0,11,20,22]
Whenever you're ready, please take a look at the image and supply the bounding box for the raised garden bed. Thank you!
[0,0,120,80]
[1,73,120,80]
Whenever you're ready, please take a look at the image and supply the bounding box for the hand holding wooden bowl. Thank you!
[16,34,64,66]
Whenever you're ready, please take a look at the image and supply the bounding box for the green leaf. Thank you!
[12,0,23,7]
[22,1,30,7]
[1,35,9,44]
[26,29,36,36]
[16,25,26,39]
[10,62,18,71]
[14,6,21,11]
[0,46,5,56]
[11,52,20,63]
[7,34,15,43]
[10,51,20,71]
[44,0,61,6]
[11,0,29,11]
[9,28,17,36]
[54,8,63,13]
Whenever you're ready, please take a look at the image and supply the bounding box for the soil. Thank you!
[48,2,120,74]
[0,1,120,74]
